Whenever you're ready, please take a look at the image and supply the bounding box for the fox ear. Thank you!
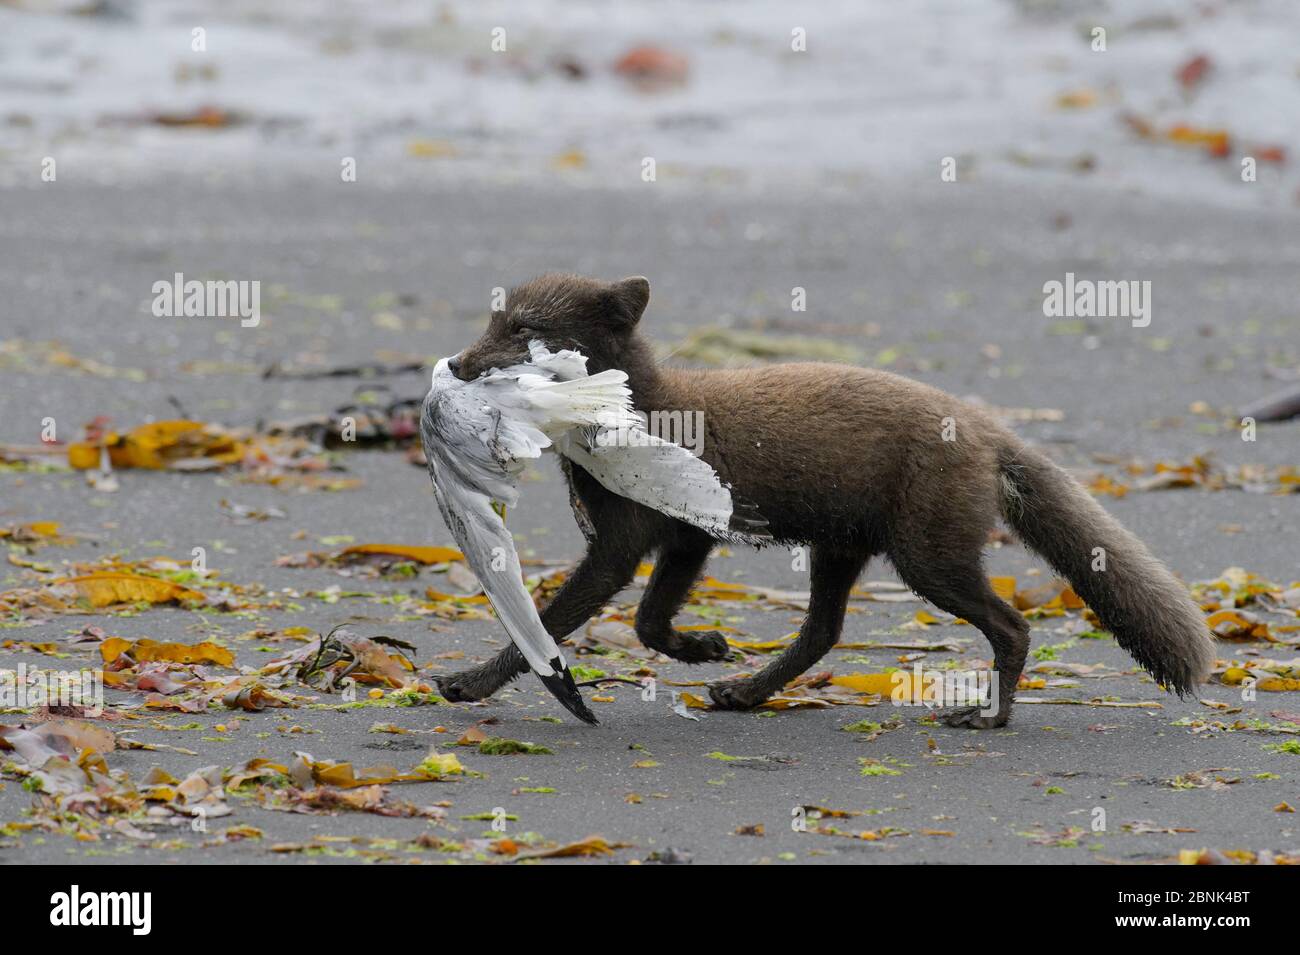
[607,276,650,327]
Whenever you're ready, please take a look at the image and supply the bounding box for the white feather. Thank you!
[421,344,767,722]
[555,424,750,541]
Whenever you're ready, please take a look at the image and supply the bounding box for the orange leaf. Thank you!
[68,420,243,471]
[1256,677,1300,692]
[100,637,233,667]
[339,544,463,564]
[989,576,1016,601]
[1205,609,1271,641]
[59,572,205,608]
[522,835,620,859]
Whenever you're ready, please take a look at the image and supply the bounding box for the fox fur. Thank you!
[436,273,1215,727]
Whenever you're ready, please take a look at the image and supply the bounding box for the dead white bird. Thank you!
[421,342,768,723]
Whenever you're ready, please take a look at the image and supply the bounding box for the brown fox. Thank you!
[436,273,1214,727]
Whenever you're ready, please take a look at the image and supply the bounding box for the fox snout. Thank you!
[448,351,491,381]
[450,343,535,381]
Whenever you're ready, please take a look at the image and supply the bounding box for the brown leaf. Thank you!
[515,835,627,859]
[1176,54,1212,92]
[0,719,116,765]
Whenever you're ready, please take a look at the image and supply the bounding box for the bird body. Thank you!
[420,342,766,722]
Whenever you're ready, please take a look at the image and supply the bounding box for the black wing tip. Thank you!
[539,666,599,725]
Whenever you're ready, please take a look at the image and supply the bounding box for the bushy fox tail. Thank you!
[997,445,1215,695]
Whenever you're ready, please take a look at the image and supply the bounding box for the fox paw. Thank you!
[941,706,1008,730]
[646,630,731,664]
[435,670,495,703]
[708,679,768,710]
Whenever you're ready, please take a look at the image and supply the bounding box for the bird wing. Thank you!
[481,367,641,438]
[420,346,769,723]
[421,357,607,723]
[512,346,769,541]
[425,458,596,724]
[423,360,553,507]
[555,423,771,545]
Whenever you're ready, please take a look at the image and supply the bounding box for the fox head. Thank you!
[451,273,651,381]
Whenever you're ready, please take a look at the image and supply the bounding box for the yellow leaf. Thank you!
[407,139,457,158]
[551,149,587,170]
[692,576,753,601]
[726,633,794,653]
[0,521,61,538]
[69,420,243,471]
[67,442,104,470]
[101,637,234,667]
[696,576,746,591]
[99,637,132,663]
[1057,587,1086,610]
[989,576,1016,601]
[1088,475,1129,497]
[1256,677,1300,692]
[1164,125,1230,157]
[418,752,465,778]
[1014,580,1069,611]
[1055,89,1098,109]
[424,588,489,604]
[830,672,923,701]
[1205,608,1271,641]
[1221,667,1251,686]
[340,544,463,564]
[530,835,615,858]
[59,572,205,608]
[310,758,443,788]
[312,762,372,787]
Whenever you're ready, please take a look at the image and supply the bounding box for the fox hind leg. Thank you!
[889,544,1029,729]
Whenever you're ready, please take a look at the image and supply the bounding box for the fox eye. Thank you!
[512,325,538,337]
